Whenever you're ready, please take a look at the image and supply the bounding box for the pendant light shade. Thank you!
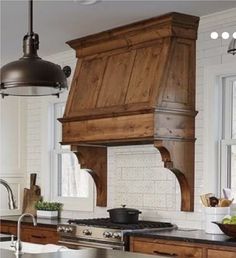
[0,0,68,98]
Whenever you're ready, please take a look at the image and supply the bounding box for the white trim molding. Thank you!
[203,62,236,196]
[40,95,94,212]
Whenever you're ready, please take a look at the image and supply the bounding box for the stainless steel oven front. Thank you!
[57,224,126,251]
[58,238,125,251]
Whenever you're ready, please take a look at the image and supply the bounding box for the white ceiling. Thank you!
[1,0,236,65]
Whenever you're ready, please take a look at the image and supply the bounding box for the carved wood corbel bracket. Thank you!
[154,140,194,212]
[71,145,107,207]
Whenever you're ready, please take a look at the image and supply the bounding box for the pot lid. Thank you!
[107,205,141,213]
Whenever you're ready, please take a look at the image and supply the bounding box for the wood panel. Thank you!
[130,237,236,258]
[62,113,154,145]
[125,43,163,104]
[69,57,107,114]
[8,226,17,235]
[207,249,236,258]
[155,110,195,140]
[0,221,58,245]
[160,38,196,110]
[132,239,202,258]
[22,228,58,244]
[0,223,17,237]
[96,51,136,108]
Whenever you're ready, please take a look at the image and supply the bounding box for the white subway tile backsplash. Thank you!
[122,167,144,180]
[155,180,176,195]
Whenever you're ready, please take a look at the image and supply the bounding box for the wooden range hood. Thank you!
[59,12,199,212]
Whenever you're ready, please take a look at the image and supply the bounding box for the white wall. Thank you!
[0,97,27,215]
[25,8,236,229]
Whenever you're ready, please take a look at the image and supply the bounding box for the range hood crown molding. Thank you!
[60,12,200,211]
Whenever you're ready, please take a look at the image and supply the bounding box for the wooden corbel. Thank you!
[154,140,194,212]
[71,145,107,207]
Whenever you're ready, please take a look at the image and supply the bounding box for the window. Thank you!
[203,64,236,198]
[220,77,236,196]
[51,102,94,211]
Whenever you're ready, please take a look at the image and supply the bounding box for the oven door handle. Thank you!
[58,240,124,250]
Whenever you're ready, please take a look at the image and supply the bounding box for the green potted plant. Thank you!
[35,201,63,219]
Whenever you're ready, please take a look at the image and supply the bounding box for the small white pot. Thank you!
[36,210,58,219]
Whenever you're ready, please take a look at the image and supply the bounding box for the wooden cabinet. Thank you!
[130,237,202,258]
[130,237,236,258]
[0,223,17,236]
[0,221,59,244]
[207,249,236,258]
[22,227,58,244]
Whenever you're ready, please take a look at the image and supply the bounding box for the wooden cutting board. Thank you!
[22,173,42,215]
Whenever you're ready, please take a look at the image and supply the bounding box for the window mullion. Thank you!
[223,78,233,139]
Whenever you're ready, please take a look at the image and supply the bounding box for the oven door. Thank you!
[58,239,125,251]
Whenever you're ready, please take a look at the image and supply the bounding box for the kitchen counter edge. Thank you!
[0,216,68,228]
[126,228,236,248]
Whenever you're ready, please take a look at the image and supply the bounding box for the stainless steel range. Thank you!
[57,218,176,251]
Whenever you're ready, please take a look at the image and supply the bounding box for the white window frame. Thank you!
[40,93,94,212]
[220,78,236,191]
[203,62,236,196]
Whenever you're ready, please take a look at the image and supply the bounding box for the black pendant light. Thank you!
[0,0,68,98]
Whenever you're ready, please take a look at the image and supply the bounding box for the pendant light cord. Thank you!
[28,0,33,35]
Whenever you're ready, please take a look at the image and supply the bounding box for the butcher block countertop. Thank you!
[0,248,166,258]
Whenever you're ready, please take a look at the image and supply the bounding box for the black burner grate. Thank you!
[67,218,173,230]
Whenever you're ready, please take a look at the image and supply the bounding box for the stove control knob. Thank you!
[113,232,121,239]
[57,226,64,232]
[83,229,92,236]
[65,227,73,233]
[103,231,113,238]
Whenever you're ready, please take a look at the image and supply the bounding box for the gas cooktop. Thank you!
[67,218,174,230]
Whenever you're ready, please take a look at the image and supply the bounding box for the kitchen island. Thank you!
[0,248,164,258]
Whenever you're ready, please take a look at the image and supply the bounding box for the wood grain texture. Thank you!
[62,113,154,144]
[154,140,195,211]
[61,12,199,210]
[71,145,107,207]
[22,174,42,216]
[131,239,202,258]
[0,222,58,244]
[67,12,199,57]
[130,237,236,258]
[207,250,236,258]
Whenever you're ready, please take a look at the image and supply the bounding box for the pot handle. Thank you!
[127,211,142,215]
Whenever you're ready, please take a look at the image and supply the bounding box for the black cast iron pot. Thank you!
[107,205,142,224]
